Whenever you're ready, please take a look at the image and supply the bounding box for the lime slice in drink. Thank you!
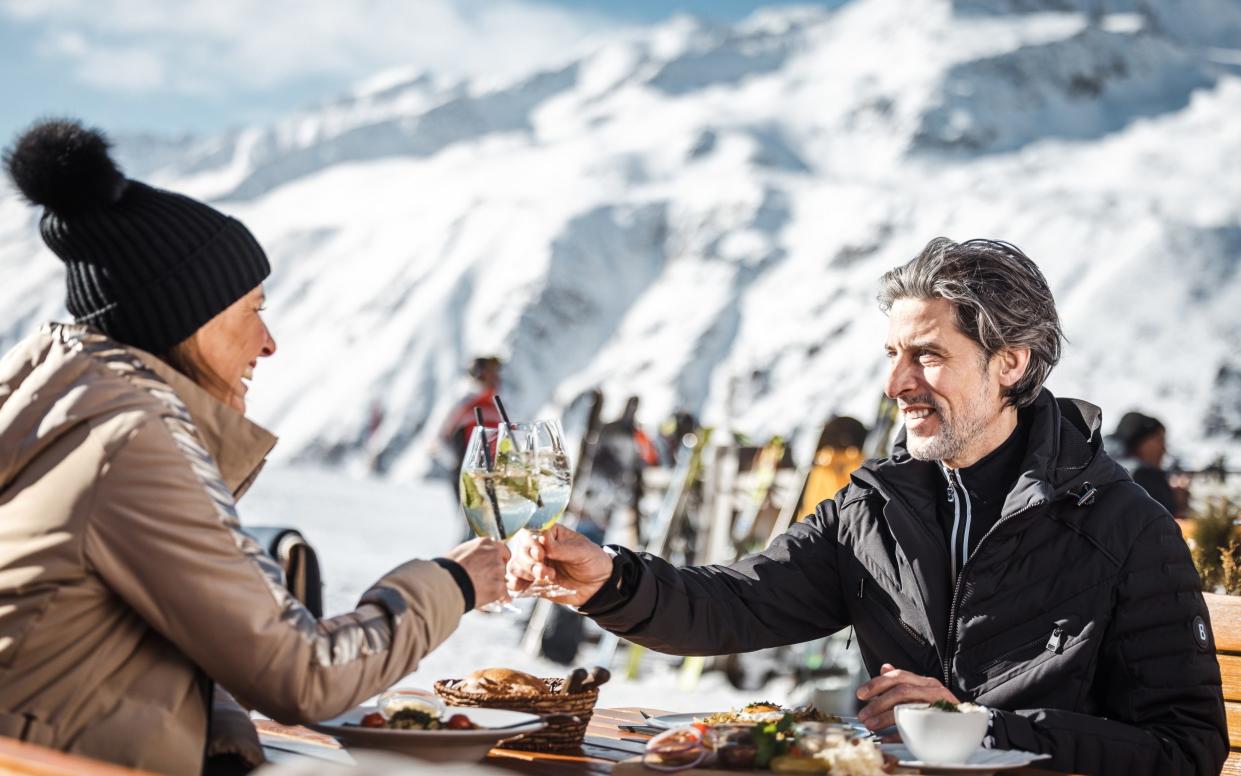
[460,472,484,510]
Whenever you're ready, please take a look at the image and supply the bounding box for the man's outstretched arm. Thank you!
[508,500,850,656]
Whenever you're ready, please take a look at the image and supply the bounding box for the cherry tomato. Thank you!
[359,712,386,728]
[446,714,474,730]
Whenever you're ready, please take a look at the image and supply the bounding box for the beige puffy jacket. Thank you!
[0,324,464,774]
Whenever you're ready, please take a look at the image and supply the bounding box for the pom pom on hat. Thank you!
[4,118,127,215]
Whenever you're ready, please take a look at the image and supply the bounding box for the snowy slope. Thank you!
[3,0,1240,472]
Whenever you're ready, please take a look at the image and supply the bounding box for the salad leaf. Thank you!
[753,713,796,768]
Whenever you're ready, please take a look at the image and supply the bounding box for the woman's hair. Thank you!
[877,237,1065,408]
[160,336,233,404]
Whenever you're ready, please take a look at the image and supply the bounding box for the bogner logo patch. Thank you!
[1191,615,1211,651]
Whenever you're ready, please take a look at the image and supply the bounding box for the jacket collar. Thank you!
[131,349,277,498]
[875,389,1115,511]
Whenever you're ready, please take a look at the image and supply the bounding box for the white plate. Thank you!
[309,704,545,762]
[647,711,869,735]
[881,743,1051,774]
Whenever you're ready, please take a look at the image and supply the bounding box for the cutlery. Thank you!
[489,713,580,731]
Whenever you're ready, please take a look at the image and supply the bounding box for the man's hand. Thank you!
[507,524,614,607]
[443,537,512,610]
[856,663,960,732]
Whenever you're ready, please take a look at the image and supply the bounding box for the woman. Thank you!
[0,120,510,775]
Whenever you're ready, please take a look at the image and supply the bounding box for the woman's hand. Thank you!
[507,524,614,607]
[856,663,960,731]
[443,537,512,610]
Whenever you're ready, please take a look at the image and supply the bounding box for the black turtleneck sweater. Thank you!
[936,417,1028,581]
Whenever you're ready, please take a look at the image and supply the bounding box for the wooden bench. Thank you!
[1207,593,1241,775]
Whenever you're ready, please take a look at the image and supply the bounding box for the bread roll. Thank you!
[457,667,547,697]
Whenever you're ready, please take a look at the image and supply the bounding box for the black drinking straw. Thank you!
[493,395,543,508]
[492,394,513,427]
[474,408,506,539]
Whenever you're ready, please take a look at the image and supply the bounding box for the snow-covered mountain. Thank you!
[3,0,1240,474]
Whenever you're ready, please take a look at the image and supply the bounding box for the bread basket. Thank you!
[434,676,599,751]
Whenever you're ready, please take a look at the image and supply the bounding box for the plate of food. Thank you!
[309,688,546,763]
[647,701,866,734]
[642,712,890,774]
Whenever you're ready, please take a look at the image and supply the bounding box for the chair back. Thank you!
[244,526,324,618]
[1205,593,1241,774]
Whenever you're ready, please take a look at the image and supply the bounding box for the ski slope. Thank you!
[2,0,1239,471]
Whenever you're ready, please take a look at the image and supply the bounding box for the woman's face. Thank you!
[194,285,276,414]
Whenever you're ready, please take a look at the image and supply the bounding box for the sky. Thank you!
[0,0,842,144]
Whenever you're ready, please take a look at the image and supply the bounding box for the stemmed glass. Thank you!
[509,419,577,599]
[459,424,537,612]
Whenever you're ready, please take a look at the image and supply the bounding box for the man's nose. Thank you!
[884,358,915,400]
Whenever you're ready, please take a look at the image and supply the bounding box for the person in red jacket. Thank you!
[438,356,503,487]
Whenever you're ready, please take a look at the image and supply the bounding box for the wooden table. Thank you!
[258,707,1070,774]
[0,736,158,775]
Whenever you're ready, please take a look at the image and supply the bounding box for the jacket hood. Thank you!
[0,323,276,495]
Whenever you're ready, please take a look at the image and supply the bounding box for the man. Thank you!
[509,238,1226,776]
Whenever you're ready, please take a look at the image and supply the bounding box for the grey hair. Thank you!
[877,237,1065,408]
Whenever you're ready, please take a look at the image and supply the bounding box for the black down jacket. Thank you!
[583,391,1226,776]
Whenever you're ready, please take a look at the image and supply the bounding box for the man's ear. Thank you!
[995,347,1031,390]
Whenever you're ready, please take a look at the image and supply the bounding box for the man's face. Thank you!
[883,297,1007,467]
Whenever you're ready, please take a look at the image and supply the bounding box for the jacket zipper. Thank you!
[860,576,929,648]
[1045,626,1066,654]
[941,498,1047,686]
[976,622,1069,674]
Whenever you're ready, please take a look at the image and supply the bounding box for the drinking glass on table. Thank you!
[459,424,537,612]
[510,419,576,598]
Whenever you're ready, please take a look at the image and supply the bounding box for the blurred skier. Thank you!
[436,356,503,490]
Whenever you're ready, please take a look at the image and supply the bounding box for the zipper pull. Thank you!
[1071,482,1097,507]
[1045,626,1065,654]
[858,578,865,599]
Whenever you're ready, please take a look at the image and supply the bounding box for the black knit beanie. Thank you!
[3,119,270,355]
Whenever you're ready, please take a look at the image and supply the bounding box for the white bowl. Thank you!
[894,703,989,765]
[376,687,445,720]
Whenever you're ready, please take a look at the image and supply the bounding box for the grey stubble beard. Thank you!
[905,388,993,464]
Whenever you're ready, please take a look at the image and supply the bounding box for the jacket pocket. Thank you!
[858,577,930,649]
[970,616,1082,690]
